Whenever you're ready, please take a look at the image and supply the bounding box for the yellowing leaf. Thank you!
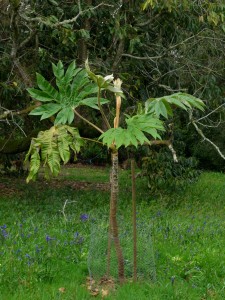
[101,289,109,297]
[58,287,66,293]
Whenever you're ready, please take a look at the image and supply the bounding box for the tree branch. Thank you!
[19,2,113,28]
[121,53,163,60]
[0,105,36,120]
[196,103,225,122]
[144,139,178,162]
[18,28,37,51]
[190,113,225,160]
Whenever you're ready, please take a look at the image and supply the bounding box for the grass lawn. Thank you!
[0,166,225,299]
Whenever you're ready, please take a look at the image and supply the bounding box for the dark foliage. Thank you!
[142,148,200,194]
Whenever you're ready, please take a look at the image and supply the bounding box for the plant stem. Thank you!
[81,137,103,145]
[97,87,111,130]
[110,150,125,283]
[131,159,137,282]
[113,79,122,128]
[74,109,104,134]
[106,202,112,278]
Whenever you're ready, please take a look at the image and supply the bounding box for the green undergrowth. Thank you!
[0,167,225,299]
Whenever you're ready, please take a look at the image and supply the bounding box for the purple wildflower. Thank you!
[80,214,89,221]
[45,235,55,242]
[1,229,8,238]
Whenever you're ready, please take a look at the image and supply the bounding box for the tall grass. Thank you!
[0,168,224,299]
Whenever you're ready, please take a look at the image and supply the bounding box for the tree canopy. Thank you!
[0,0,225,168]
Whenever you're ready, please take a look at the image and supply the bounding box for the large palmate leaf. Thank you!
[145,92,205,118]
[80,97,109,109]
[27,60,109,125]
[27,89,56,102]
[25,125,83,182]
[29,103,62,120]
[126,114,164,139]
[99,114,164,148]
[36,73,61,101]
[54,107,74,125]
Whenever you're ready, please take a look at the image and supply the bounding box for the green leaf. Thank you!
[64,61,77,85]
[126,114,165,132]
[99,111,164,149]
[36,73,60,101]
[165,96,187,110]
[177,93,205,111]
[70,69,89,99]
[85,59,100,84]
[99,128,129,148]
[52,60,64,80]
[145,92,205,117]
[128,125,150,145]
[79,97,109,109]
[162,99,173,116]
[155,101,168,118]
[29,103,62,119]
[77,84,98,99]
[27,88,54,102]
[54,107,74,124]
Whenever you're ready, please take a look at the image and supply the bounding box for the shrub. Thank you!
[142,148,200,194]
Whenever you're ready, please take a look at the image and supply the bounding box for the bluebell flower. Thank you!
[46,235,55,242]
[80,214,89,221]
[1,229,8,238]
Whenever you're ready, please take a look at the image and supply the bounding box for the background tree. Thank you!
[0,0,224,170]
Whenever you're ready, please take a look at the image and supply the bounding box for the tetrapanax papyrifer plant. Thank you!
[26,60,205,283]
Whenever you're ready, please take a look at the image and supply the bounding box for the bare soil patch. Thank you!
[0,164,110,197]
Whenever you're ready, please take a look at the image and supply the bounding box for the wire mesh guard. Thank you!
[87,215,156,282]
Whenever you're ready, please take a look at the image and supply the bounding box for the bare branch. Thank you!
[158,84,187,93]
[144,140,179,162]
[121,53,163,60]
[190,113,225,160]
[0,105,36,120]
[18,28,37,51]
[196,103,225,122]
[122,29,212,62]
[19,2,113,28]
[167,143,178,163]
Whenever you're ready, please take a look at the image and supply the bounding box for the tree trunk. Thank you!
[110,150,125,283]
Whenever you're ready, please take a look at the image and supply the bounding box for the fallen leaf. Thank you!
[101,288,109,297]
[58,287,66,293]
[90,288,99,296]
